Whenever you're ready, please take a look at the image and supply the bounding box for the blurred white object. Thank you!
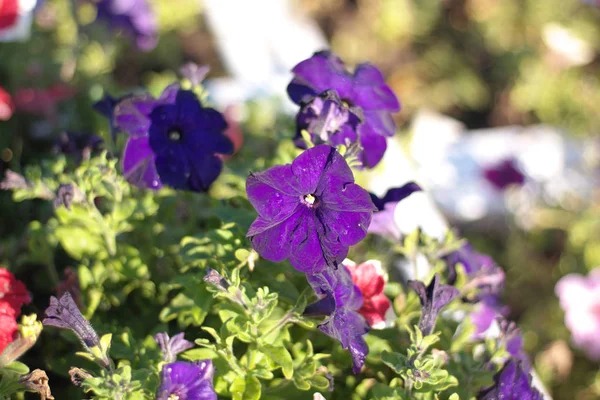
[409,110,599,230]
[203,0,328,109]
[542,23,595,67]
[0,0,36,42]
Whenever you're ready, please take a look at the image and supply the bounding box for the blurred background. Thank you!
[1,0,600,399]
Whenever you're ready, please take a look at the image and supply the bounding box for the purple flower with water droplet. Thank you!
[113,84,233,191]
[246,144,377,274]
[93,0,158,51]
[156,360,216,400]
[305,265,369,374]
[408,275,459,335]
[477,360,542,400]
[483,158,525,191]
[368,182,421,239]
[154,332,194,363]
[287,51,400,168]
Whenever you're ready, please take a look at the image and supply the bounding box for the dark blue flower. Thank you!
[478,360,542,400]
[408,275,459,336]
[93,0,158,51]
[287,51,400,168]
[154,332,194,363]
[156,360,217,400]
[113,84,234,192]
[305,266,369,374]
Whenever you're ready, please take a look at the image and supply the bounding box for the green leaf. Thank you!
[381,351,408,373]
[260,344,294,379]
[2,361,29,375]
[243,375,261,400]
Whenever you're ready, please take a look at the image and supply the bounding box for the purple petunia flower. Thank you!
[305,266,369,374]
[154,332,194,363]
[477,360,542,400]
[482,158,525,191]
[113,84,233,192]
[93,0,158,52]
[93,94,126,143]
[368,182,421,239]
[408,275,460,335]
[246,144,377,274]
[156,360,216,400]
[287,51,400,168]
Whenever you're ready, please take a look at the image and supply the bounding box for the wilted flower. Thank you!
[368,182,421,240]
[43,292,103,357]
[477,360,542,400]
[555,267,600,360]
[19,369,54,400]
[344,259,395,329]
[93,0,158,51]
[156,360,217,400]
[305,265,369,374]
[154,332,194,363]
[408,275,459,335]
[114,85,233,191]
[482,158,525,191]
[0,86,15,120]
[287,51,400,168]
[54,132,104,162]
[246,144,377,274]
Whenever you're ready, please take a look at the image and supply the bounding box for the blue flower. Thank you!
[113,85,233,192]
[156,360,217,400]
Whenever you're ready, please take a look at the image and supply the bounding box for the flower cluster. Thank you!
[0,268,31,355]
[287,51,400,168]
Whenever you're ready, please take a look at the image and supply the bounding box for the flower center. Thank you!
[168,395,180,400]
[302,193,319,208]
[168,128,183,142]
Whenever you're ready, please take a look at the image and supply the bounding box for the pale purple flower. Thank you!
[555,267,600,360]
[156,361,216,400]
[246,144,377,274]
[287,51,400,168]
[305,265,369,374]
[154,332,194,363]
[408,275,459,335]
[179,63,210,87]
[93,0,158,51]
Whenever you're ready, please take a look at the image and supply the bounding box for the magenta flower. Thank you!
[305,265,369,374]
[287,51,400,168]
[555,268,600,360]
[482,158,525,191]
[156,360,216,400]
[114,84,233,191]
[478,360,542,400]
[246,144,376,274]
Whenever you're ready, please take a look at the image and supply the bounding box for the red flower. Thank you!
[0,86,15,121]
[0,268,31,354]
[0,0,18,31]
[344,259,396,329]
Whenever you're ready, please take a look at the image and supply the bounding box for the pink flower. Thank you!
[555,267,600,360]
[344,259,396,329]
[0,86,14,121]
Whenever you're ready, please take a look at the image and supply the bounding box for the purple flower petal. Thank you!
[358,123,388,169]
[290,51,353,101]
[370,182,422,211]
[156,361,216,400]
[408,275,459,335]
[122,136,163,190]
[43,293,100,351]
[351,64,400,111]
[154,332,194,363]
[95,0,158,52]
[478,360,542,400]
[114,94,156,137]
[483,158,525,191]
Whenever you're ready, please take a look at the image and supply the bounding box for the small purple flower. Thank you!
[444,243,505,298]
[156,360,217,400]
[478,360,542,400]
[246,144,377,274]
[368,182,421,239]
[154,332,194,363]
[305,266,369,374]
[408,275,459,335]
[113,84,233,191]
[93,0,158,51]
[483,158,525,191]
[179,63,210,87]
[54,132,104,162]
[43,293,104,359]
[287,51,400,168]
